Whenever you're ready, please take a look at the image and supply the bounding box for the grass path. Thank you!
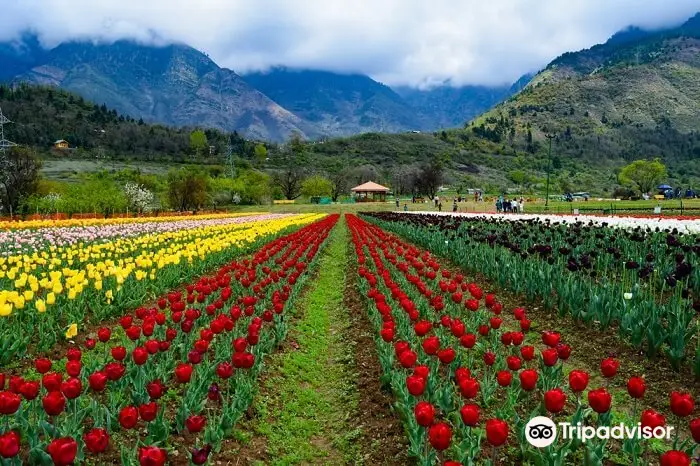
[248,216,362,465]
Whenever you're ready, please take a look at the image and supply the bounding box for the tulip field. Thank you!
[0,210,698,465]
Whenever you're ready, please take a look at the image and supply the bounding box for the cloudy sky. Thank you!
[1,0,698,88]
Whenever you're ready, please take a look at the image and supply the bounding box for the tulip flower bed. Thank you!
[346,214,699,465]
[0,214,338,465]
[0,213,322,363]
[363,212,700,375]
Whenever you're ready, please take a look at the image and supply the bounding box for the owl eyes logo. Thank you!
[525,416,557,448]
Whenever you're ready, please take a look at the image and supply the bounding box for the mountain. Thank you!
[0,33,47,81]
[461,11,700,191]
[243,68,429,135]
[11,39,316,142]
[395,83,518,129]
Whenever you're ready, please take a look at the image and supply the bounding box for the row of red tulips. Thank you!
[0,214,338,465]
[346,214,699,465]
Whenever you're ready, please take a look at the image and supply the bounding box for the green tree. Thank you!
[189,130,208,158]
[0,146,42,217]
[167,167,210,211]
[254,143,268,166]
[301,175,333,198]
[619,158,667,195]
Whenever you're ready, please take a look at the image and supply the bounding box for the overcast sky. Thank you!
[1,0,698,88]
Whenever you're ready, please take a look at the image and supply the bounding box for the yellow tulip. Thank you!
[35,299,46,313]
[65,323,78,339]
[46,292,56,305]
[0,303,11,317]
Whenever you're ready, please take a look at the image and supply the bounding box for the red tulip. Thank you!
[506,356,521,371]
[132,347,149,365]
[478,325,490,336]
[0,431,19,458]
[97,327,111,343]
[66,348,81,361]
[689,418,700,443]
[640,409,666,429]
[0,391,21,415]
[47,437,78,466]
[438,348,456,364]
[65,360,81,377]
[380,328,394,342]
[406,375,426,396]
[414,320,432,336]
[216,362,234,379]
[175,363,193,383]
[568,370,589,393]
[126,326,141,341]
[520,345,535,361]
[422,336,440,355]
[485,419,509,447]
[83,428,109,454]
[111,346,127,361]
[670,392,695,418]
[544,388,567,413]
[8,376,22,394]
[185,414,207,433]
[414,401,435,427]
[398,350,417,368]
[519,369,538,391]
[147,380,166,400]
[414,365,430,380]
[600,358,619,378]
[483,351,496,366]
[139,446,167,466]
[19,381,39,401]
[119,406,139,429]
[191,445,212,465]
[541,348,558,366]
[139,402,158,422]
[556,344,572,360]
[60,378,82,400]
[120,316,133,329]
[520,318,532,331]
[460,404,480,426]
[513,307,526,320]
[460,334,476,349]
[145,340,160,354]
[627,377,646,399]
[660,451,690,466]
[42,391,65,416]
[489,317,502,329]
[85,338,97,350]
[104,362,125,381]
[588,388,612,414]
[496,371,512,387]
[541,331,560,347]
[428,422,452,450]
[459,378,480,399]
[42,372,62,392]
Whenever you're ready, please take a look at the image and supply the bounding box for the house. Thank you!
[53,140,69,150]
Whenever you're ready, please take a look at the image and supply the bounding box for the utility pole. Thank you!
[544,133,555,208]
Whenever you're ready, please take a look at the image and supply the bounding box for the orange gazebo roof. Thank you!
[351,181,390,193]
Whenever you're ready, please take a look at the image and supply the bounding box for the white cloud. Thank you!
[0,0,698,87]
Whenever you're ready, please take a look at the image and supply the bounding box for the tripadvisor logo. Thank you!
[525,416,675,448]
[525,416,557,448]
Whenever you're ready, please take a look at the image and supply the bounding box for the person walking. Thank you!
[438,202,442,212]
[496,198,502,213]
[452,198,457,212]
[511,198,518,214]
[519,197,525,213]
[396,197,400,209]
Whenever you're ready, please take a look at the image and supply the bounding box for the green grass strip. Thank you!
[251,217,361,465]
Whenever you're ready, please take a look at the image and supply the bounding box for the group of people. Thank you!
[496,196,524,213]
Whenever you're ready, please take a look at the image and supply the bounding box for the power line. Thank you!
[0,107,18,153]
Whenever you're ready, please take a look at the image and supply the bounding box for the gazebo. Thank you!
[351,181,390,202]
